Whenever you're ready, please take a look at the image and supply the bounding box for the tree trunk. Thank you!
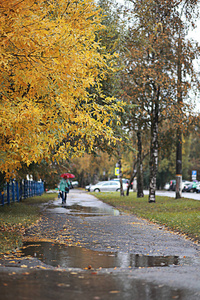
[149,88,159,203]
[126,168,136,196]
[126,150,149,196]
[126,159,137,196]
[176,128,182,198]
[176,31,182,199]
[137,130,144,197]
[118,155,124,196]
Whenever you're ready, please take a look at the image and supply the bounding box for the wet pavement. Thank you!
[1,267,200,300]
[45,192,120,217]
[0,189,200,300]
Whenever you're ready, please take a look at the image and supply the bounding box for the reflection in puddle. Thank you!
[21,242,189,269]
[0,266,197,300]
[46,203,120,217]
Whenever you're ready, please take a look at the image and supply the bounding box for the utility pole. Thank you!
[176,23,183,199]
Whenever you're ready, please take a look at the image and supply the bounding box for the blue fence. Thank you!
[0,180,44,206]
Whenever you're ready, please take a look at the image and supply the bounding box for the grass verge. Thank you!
[91,192,200,242]
[0,193,57,253]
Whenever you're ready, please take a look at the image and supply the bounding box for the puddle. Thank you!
[21,242,190,269]
[66,204,120,216]
[46,201,120,216]
[1,267,198,300]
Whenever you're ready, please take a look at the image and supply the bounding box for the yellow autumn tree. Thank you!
[0,0,121,178]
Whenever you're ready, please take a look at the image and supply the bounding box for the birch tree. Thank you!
[122,0,199,202]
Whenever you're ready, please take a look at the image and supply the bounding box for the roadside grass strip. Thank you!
[0,193,57,253]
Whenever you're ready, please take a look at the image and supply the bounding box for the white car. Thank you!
[71,181,78,187]
[90,181,128,192]
[182,181,192,192]
[85,184,92,191]
[164,183,170,190]
[111,178,133,189]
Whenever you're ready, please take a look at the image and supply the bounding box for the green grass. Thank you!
[91,192,200,242]
[0,193,57,253]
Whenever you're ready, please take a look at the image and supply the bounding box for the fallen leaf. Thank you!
[20,265,28,268]
[57,283,70,287]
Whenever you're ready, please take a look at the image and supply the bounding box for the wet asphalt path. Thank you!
[0,189,200,300]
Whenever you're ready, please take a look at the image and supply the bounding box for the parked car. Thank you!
[85,184,92,191]
[111,178,133,189]
[169,180,176,191]
[196,183,200,193]
[164,183,170,190]
[71,181,78,188]
[182,181,192,192]
[85,182,105,192]
[184,181,198,193]
[166,180,192,192]
[90,181,128,192]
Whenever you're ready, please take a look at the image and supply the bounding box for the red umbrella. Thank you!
[60,173,75,179]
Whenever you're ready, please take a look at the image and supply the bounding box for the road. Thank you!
[144,190,200,200]
[0,189,200,300]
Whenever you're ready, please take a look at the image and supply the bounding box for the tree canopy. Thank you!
[0,0,122,179]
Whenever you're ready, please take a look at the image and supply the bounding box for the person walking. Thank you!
[59,176,70,204]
